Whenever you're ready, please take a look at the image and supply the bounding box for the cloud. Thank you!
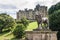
[0,9,17,19]
[0,0,60,19]
[7,11,16,19]
[0,0,60,10]
[0,4,17,9]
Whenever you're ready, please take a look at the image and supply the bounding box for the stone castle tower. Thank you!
[17,4,48,20]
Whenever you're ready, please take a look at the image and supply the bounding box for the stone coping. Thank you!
[25,30,58,34]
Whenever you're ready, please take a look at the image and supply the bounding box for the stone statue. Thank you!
[35,14,42,29]
[42,17,49,29]
[35,14,49,30]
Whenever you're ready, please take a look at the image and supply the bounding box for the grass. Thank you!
[26,21,38,31]
[0,21,38,40]
[0,31,14,40]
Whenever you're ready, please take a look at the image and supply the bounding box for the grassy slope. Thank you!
[0,22,38,40]
[26,22,38,31]
[0,32,14,40]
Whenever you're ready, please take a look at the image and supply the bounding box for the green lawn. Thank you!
[0,32,14,40]
[0,21,38,40]
[26,21,38,31]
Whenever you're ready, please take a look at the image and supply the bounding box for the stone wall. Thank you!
[25,31,58,40]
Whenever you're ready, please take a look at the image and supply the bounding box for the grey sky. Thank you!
[0,0,60,19]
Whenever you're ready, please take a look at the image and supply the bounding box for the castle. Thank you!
[17,4,58,40]
[17,4,48,20]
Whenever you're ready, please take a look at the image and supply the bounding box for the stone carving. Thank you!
[35,14,49,30]
[42,17,49,29]
[35,14,42,29]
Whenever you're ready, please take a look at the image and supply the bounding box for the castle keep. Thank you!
[17,4,48,20]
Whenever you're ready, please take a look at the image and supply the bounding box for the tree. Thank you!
[21,17,29,28]
[0,13,16,33]
[13,18,29,39]
[49,10,60,40]
[48,2,60,15]
[13,24,25,38]
[48,2,60,40]
[49,10,60,31]
[48,2,60,31]
[16,17,29,29]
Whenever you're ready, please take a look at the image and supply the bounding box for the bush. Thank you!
[0,13,16,33]
[21,17,29,28]
[13,24,25,39]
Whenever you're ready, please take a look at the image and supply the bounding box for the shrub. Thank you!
[0,13,16,33]
[13,24,25,39]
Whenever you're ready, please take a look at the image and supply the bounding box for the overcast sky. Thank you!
[0,0,60,19]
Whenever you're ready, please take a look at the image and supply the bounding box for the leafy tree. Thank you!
[49,10,60,31]
[13,24,25,38]
[48,2,60,40]
[16,18,29,27]
[21,17,29,28]
[15,20,21,24]
[0,13,16,33]
[49,10,60,40]
[48,2,60,31]
[48,2,60,15]
[13,18,29,39]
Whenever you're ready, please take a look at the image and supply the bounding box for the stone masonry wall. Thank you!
[25,31,58,40]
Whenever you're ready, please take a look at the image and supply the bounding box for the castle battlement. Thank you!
[17,4,48,20]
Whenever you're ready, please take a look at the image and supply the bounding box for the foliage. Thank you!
[15,19,21,24]
[0,13,16,33]
[48,2,60,40]
[13,18,29,39]
[13,24,25,39]
[49,10,60,31]
[48,2,60,15]
[0,22,37,40]
[21,17,29,28]
[49,10,60,40]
